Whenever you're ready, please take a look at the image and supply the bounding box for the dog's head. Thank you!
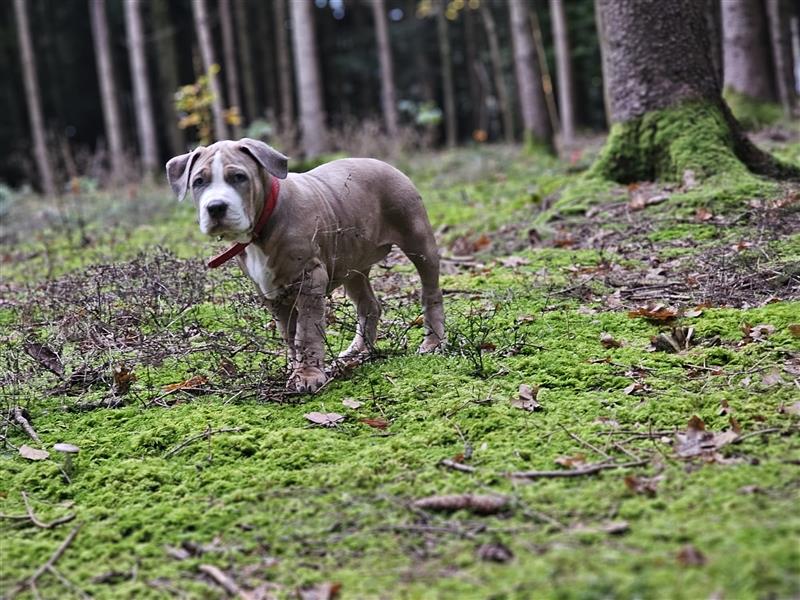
[166,138,288,241]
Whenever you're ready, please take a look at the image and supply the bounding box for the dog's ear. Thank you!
[237,138,288,180]
[166,147,203,201]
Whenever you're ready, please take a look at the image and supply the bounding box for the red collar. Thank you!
[207,177,280,268]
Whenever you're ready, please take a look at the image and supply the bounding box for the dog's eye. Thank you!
[232,172,248,184]
[192,176,204,187]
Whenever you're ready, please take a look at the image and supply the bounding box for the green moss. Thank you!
[723,88,784,130]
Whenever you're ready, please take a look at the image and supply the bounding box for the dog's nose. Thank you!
[207,200,227,219]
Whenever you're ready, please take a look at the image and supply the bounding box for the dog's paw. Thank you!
[418,337,445,354]
[289,366,328,394]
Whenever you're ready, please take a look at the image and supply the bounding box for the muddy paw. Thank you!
[289,366,328,394]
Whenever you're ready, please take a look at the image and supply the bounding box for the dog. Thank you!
[166,138,444,393]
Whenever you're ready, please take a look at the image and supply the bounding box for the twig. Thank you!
[12,407,40,443]
[439,458,477,473]
[198,564,252,599]
[733,426,794,444]
[559,424,613,461]
[508,460,647,480]
[12,524,82,598]
[21,492,76,530]
[164,427,243,458]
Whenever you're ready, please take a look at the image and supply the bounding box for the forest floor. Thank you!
[1,133,799,599]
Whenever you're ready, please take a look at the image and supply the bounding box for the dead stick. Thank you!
[439,459,477,473]
[13,407,40,443]
[508,460,647,480]
[733,427,794,444]
[559,424,613,461]
[198,564,252,599]
[12,524,82,597]
[164,427,243,458]
[22,491,76,530]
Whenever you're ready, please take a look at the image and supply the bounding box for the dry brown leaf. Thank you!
[341,398,362,410]
[19,445,50,461]
[628,304,679,322]
[412,493,510,515]
[624,474,660,497]
[761,369,784,388]
[473,234,492,252]
[651,326,694,353]
[162,375,209,393]
[555,454,587,469]
[789,324,800,338]
[675,415,739,460]
[304,412,344,427]
[298,581,342,600]
[512,384,542,412]
[360,417,389,430]
[112,365,136,395]
[694,207,714,222]
[778,401,800,416]
[23,341,64,377]
[499,255,530,268]
[476,542,513,563]
[677,544,706,566]
[600,332,623,349]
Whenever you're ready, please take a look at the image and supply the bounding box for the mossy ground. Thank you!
[1,143,799,599]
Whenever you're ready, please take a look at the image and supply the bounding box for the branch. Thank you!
[164,427,243,458]
[22,491,76,530]
[507,460,648,480]
[12,524,82,598]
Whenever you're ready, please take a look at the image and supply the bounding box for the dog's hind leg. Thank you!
[340,269,381,358]
[400,237,445,353]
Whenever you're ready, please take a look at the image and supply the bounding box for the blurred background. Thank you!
[2,0,798,193]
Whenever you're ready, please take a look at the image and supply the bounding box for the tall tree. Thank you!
[290,0,327,157]
[219,0,242,136]
[151,0,184,156]
[124,0,158,175]
[233,0,259,123]
[13,0,56,195]
[508,0,553,150]
[722,0,775,102]
[592,0,795,183]
[192,0,228,140]
[274,0,294,133]
[89,0,125,181]
[549,0,576,146]
[766,0,798,116]
[463,7,482,136]
[436,0,457,148]
[480,2,514,143]
[371,0,399,136]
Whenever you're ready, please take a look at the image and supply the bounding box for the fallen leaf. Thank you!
[304,412,344,427]
[476,542,513,563]
[412,493,510,515]
[778,401,800,416]
[677,544,706,566]
[761,368,784,388]
[593,416,620,428]
[628,304,679,323]
[19,445,50,461]
[298,582,342,600]
[675,415,739,459]
[499,255,529,268]
[360,417,389,430]
[600,332,623,349]
[650,326,694,353]
[217,358,238,378]
[682,169,697,189]
[512,384,541,412]
[694,207,713,222]
[601,520,630,535]
[789,324,800,338]
[162,375,209,393]
[555,454,587,469]
[341,398,362,410]
[718,399,731,416]
[473,234,492,252]
[23,341,64,376]
[624,475,660,497]
[112,365,136,395]
[683,307,704,318]
[623,381,645,395]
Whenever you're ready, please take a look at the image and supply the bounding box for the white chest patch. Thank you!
[243,244,277,299]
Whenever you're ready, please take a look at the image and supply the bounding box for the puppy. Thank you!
[166,138,444,392]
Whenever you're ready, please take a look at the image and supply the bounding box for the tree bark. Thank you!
[13,0,56,195]
[592,0,797,183]
[89,0,125,182]
[193,0,228,140]
[549,0,576,145]
[290,0,327,157]
[234,0,259,123]
[274,0,294,133]
[436,0,457,148]
[219,0,242,136]
[151,0,185,156]
[371,0,399,136]
[508,0,553,150]
[463,7,482,136]
[766,0,798,116]
[722,0,776,101]
[124,0,158,174]
[480,2,514,143]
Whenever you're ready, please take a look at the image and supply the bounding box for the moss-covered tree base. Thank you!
[723,88,784,130]
[591,101,799,184]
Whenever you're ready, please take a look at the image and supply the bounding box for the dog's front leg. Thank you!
[290,261,329,393]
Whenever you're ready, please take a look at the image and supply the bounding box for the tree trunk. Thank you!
[371,0,399,136]
[219,0,242,136]
[234,0,259,123]
[549,0,576,146]
[508,0,553,150]
[151,0,185,156]
[592,0,797,183]
[436,0,457,148]
[766,0,798,116]
[705,0,724,89]
[13,0,56,195]
[274,0,294,133]
[193,0,228,140]
[290,0,327,157]
[722,0,776,101]
[124,0,158,175]
[480,2,514,143]
[463,7,482,136]
[89,0,125,182]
